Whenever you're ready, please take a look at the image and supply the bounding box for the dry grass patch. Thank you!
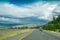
[0,29,31,40]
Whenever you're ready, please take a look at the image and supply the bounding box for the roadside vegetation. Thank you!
[0,29,32,40]
[42,15,60,32]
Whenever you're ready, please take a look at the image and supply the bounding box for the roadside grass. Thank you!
[0,29,31,40]
[44,30,60,34]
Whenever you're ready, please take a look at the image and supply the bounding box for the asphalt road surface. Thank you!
[24,29,60,40]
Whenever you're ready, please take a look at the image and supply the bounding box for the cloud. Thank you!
[0,2,58,19]
[0,17,20,23]
[53,5,60,16]
[0,2,59,25]
[0,3,36,17]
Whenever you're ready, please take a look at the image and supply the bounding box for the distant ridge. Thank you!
[0,23,23,27]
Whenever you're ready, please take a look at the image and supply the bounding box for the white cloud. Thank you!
[0,17,20,23]
[25,2,58,20]
[0,2,59,21]
[53,5,60,15]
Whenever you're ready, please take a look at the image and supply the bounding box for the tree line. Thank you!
[42,15,60,32]
[8,26,40,29]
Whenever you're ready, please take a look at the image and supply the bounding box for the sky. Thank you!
[0,0,60,26]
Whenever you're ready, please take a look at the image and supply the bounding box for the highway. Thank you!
[3,29,60,40]
[23,29,60,40]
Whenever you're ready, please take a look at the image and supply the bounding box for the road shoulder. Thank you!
[19,29,35,40]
